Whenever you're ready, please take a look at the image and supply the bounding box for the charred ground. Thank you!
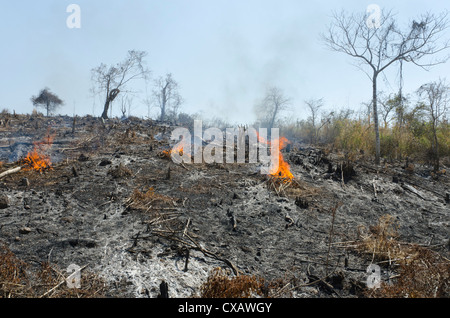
[0,114,448,298]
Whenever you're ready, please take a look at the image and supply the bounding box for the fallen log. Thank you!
[357,162,446,200]
[401,183,427,200]
[0,166,22,179]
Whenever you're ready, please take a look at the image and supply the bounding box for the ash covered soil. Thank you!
[0,115,449,298]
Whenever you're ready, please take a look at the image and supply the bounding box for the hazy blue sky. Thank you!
[0,0,449,124]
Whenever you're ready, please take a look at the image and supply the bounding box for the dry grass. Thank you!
[265,175,321,200]
[125,187,184,237]
[199,267,266,298]
[285,178,321,197]
[107,127,150,146]
[367,246,450,298]
[108,163,133,179]
[0,242,29,297]
[356,214,408,263]
[353,215,450,298]
[265,175,293,196]
[0,242,107,298]
[125,187,175,213]
[199,267,290,298]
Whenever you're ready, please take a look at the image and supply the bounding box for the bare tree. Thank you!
[416,78,449,171]
[379,93,401,128]
[153,73,183,122]
[31,88,64,116]
[254,86,291,130]
[305,98,324,143]
[91,50,150,119]
[119,95,134,118]
[322,9,450,164]
[119,96,127,118]
[143,78,155,119]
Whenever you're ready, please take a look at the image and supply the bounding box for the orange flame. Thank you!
[271,136,294,181]
[163,143,185,157]
[22,135,54,172]
[257,132,294,181]
[163,139,191,158]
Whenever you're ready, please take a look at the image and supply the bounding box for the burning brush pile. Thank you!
[0,135,53,180]
[20,135,54,172]
[155,128,300,197]
[158,142,188,159]
[256,134,299,196]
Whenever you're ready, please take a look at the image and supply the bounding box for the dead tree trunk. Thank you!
[157,281,169,298]
[373,72,381,165]
[101,88,120,119]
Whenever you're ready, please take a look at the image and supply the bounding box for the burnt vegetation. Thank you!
[0,111,448,299]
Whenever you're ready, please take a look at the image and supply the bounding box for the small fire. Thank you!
[161,138,191,160]
[164,143,185,157]
[270,136,294,181]
[257,132,294,182]
[22,135,54,172]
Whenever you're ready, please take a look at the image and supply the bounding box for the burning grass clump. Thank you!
[14,133,55,173]
[158,142,189,160]
[267,175,321,202]
[265,175,293,195]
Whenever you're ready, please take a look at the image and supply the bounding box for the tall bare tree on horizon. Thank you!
[153,73,183,122]
[305,98,324,144]
[91,50,150,119]
[322,8,450,164]
[254,86,291,130]
[416,78,449,172]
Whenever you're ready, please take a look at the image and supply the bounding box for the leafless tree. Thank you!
[142,78,155,119]
[254,86,291,130]
[31,88,64,116]
[153,73,183,122]
[119,95,134,118]
[305,98,324,143]
[416,78,449,171]
[91,50,150,119]
[322,9,450,164]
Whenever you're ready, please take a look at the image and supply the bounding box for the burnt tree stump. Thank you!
[157,280,169,298]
